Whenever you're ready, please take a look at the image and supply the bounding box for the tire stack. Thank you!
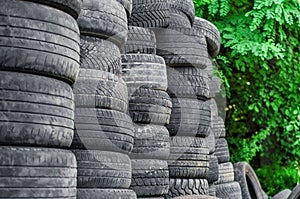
[0,0,81,198]
[192,17,243,199]
[71,0,137,198]
[149,1,213,198]
[121,25,171,197]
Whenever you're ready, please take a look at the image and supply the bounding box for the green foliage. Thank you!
[194,0,300,196]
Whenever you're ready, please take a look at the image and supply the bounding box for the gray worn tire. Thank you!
[167,179,209,198]
[234,162,266,199]
[123,26,156,54]
[73,69,128,113]
[129,87,172,125]
[215,182,243,199]
[208,155,219,183]
[193,17,220,58]
[116,0,133,17]
[288,184,300,199]
[130,124,170,160]
[23,0,82,19]
[215,138,230,163]
[131,159,169,197]
[121,54,168,91]
[167,98,211,137]
[216,162,235,184]
[169,137,210,179]
[77,189,137,199]
[80,36,122,74]
[0,71,74,148]
[211,116,226,138]
[167,66,210,100]
[74,150,132,188]
[0,147,77,198]
[72,108,134,153]
[205,129,216,154]
[169,0,195,25]
[78,0,128,47]
[129,0,169,28]
[154,27,211,68]
[168,9,192,28]
[0,0,80,84]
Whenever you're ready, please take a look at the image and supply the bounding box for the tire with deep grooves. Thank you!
[80,36,122,74]
[0,0,80,84]
[129,87,172,125]
[167,178,209,198]
[74,150,132,189]
[78,0,128,47]
[168,9,192,28]
[216,162,235,184]
[73,69,128,113]
[169,0,195,25]
[0,71,74,148]
[215,182,243,199]
[128,0,169,28]
[215,138,230,163]
[131,159,169,197]
[72,108,134,154]
[208,155,219,183]
[0,147,77,198]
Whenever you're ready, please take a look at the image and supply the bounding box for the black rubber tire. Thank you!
[209,183,216,197]
[129,87,172,125]
[272,189,291,199]
[123,26,156,54]
[212,116,226,138]
[205,129,216,154]
[209,76,222,98]
[288,184,300,199]
[173,196,220,199]
[168,136,210,178]
[73,69,128,113]
[167,98,211,137]
[234,162,266,199]
[0,71,74,148]
[23,0,82,19]
[74,150,132,189]
[121,54,168,91]
[131,159,169,197]
[169,0,195,25]
[166,66,210,100]
[215,138,230,163]
[216,162,235,184]
[193,17,221,58]
[208,155,219,183]
[128,0,169,28]
[154,27,211,68]
[78,189,137,199]
[72,108,134,154]
[0,146,76,198]
[130,124,170,160]
[80,36,122,75]
[116,0,133,17]
[0,0,80,84]
[215,182,243,199]
[167,178,209,198]
[78,0,128,47]
[168,9,192,28]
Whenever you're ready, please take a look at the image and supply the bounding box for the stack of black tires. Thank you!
[70,0,138,198]
[0,0,81,198]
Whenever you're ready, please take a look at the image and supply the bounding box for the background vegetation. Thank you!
[193,0,300,196]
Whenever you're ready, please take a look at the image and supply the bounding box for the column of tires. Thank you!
[192,17,244,199]
[0,0,81,198]
[150,1,212,198]
[122,12,172,197]
[71,0,137,198]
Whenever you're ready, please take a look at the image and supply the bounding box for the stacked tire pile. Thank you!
[0,0,81,198]
[70,0,137,198]
[122,16,172,199]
